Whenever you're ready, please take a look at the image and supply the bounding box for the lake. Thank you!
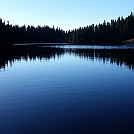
[0,45,134,134]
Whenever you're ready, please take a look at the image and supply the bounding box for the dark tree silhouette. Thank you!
[0,12,134,46]
[0,20,67,46]
[68,12,134,45]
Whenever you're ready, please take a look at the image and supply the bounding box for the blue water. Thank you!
[0,47,134,134]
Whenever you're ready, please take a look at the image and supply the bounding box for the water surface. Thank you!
[0,46,134,134]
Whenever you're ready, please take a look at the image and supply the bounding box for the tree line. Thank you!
[0,12,134,46]
[0,20,68,45]
[68,12,134,45]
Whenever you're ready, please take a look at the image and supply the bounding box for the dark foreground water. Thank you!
[0,46,134,134]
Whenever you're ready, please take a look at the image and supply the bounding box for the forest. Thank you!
[0,12,134,46]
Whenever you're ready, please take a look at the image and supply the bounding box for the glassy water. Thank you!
[0,46,134,134]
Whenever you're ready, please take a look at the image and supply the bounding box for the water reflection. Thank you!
[70,48,134,70]
[0,46,134,70]
[0,46,65,70]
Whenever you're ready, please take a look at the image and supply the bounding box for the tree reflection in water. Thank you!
[0,46,134,70]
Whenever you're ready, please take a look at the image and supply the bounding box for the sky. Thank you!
[0,0,134,30]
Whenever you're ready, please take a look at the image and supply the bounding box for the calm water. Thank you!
[0,46,134,134]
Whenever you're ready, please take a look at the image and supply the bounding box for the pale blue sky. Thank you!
[0,0,134,30]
